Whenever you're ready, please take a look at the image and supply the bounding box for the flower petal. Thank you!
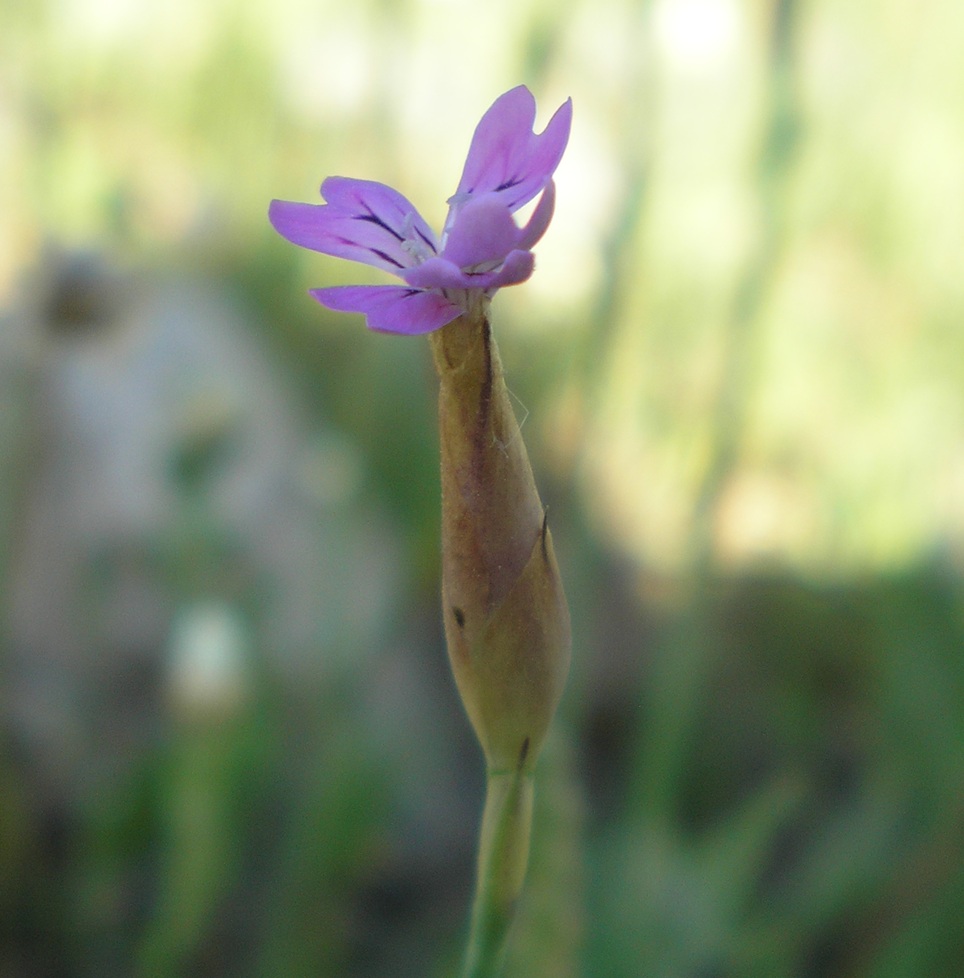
[269,177,437,276]
[440,194,523,270]
[485,249,536,288]
[402,250,534,292]
[402,258,472,290]
[517,180,556,251]
[311,285,461,335]
[320,177,439,255]
[452,86,573,213]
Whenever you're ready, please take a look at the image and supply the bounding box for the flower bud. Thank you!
[430,309,570,774]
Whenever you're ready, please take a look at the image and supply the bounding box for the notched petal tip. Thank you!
[453,86,573,213]
[269,181,437,276]
[268,198,316,240]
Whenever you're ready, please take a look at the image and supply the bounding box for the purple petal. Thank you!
[484,249,536,288]
[402,258,473,290]
[517,180,556,250]
[311,285,461,335]
[402,250,534,292]
[269,177,437,276]
[440,194,523,270]
[452,86,572,213]
[319,177,439,255]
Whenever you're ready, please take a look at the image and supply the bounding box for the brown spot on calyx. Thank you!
[477,318,493,430]
[518,736,531,771]
[452,606,465,629]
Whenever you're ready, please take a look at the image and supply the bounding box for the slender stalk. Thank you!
[461,767,535,978]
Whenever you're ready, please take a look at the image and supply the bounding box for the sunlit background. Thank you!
[3,0,964,975]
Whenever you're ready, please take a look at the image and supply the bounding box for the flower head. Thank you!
[269,86,572,335]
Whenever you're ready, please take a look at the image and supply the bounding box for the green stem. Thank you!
[461,768,535,978]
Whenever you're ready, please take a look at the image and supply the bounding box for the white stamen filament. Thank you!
[400,211,435,264]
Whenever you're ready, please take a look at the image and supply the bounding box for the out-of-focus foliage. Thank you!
[2,0,963,976]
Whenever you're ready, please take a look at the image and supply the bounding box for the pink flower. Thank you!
[269,86,572,335]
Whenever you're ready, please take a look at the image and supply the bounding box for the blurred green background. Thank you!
[2,0,964,975]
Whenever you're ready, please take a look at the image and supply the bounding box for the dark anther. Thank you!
[452,606,465,629]
[540,508,549,562]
